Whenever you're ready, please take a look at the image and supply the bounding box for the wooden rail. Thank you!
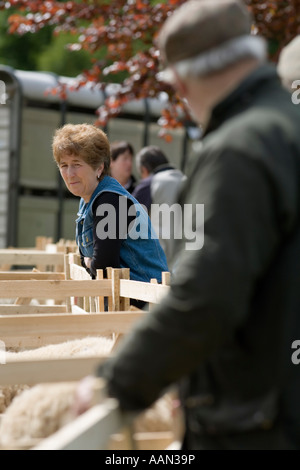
[0,279,112,300]
[32,399,126,450]
[0,305,67,315]
[0,251,173,451]
[119,279,169,304]
[0,249,65,267]
[0,272,65,281]
[0,356,107,386]
[0,311,144,349]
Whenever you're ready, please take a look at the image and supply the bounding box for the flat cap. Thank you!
[158,0,253,65]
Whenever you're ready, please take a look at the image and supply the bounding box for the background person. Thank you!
[110,141,137,193]
[132,145,187,268]
[74,0,300,450]
[52,123,168,288]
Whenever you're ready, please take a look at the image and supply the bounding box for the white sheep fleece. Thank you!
[0,383,175,449]
[0,336,114,414]
[0,336,176,449]
[5,336,114,360]
[0,382,78,448]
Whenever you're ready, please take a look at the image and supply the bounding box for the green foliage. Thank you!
[0,10,53,70]
[0,10,94,76]
[1,0,300,131]
[37,32,92,77]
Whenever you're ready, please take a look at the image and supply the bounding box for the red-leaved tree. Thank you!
[1,0,299,135]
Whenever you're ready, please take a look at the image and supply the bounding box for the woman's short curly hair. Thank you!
[52,123,111,175]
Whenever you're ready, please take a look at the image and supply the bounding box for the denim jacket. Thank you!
[75,176,168,282]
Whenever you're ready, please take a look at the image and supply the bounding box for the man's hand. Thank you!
[72,375,106,416]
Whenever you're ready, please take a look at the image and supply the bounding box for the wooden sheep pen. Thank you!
[0,246,179,450]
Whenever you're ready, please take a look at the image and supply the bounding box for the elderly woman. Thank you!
[52,123,168,283]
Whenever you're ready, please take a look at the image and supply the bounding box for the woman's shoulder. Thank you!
[92,191,134,213]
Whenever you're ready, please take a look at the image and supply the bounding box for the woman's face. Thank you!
[59,154,103,203]
[110,150,133,186]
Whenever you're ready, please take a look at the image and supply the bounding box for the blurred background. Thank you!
[0,0,297,248]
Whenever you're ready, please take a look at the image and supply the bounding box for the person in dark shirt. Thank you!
[132,145,170,212]
[87,192,135,278]
[132,145,186,268]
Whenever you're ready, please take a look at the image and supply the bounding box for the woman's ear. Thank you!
[97,162,105,179]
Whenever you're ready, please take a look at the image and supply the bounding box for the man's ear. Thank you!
[172,68,188,97]
[140,165,150,179]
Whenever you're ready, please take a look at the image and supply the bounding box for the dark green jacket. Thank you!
[97,65,300,448]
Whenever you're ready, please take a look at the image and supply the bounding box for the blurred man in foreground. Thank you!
[76,0,300,449]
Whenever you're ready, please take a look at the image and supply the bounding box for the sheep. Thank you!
[5,336,115,361]
[133,392,176,433]
[0,336,181,449]
[0,336,115,415]
[0,382,78,449]
[0,385,29,414]
[0,382,176,449]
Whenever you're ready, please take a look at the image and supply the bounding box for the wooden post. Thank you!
[149,278,158,309]
[120,268,130,311]
[106,267,113,312]
[162,271,171,286]
[96,269,105,312]
[72,253,84,309]
[110,268,128,351]
[64,253,72,312]
[111,269,121,312]
[55,244,67,273]
[36,236,51,271]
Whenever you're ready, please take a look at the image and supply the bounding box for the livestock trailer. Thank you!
[0,65,198,248]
